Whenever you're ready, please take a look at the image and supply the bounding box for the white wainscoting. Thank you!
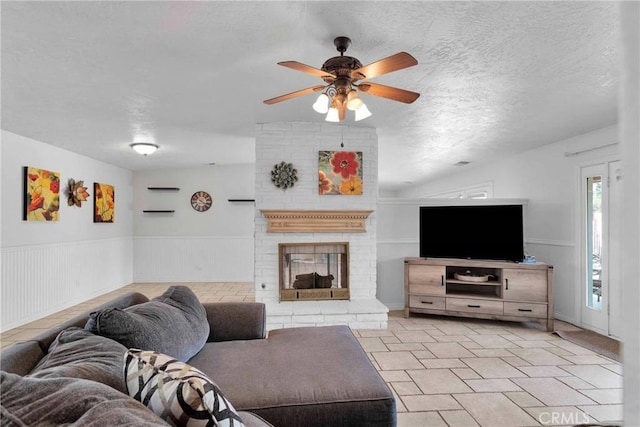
[133,236,254,283]
[1,237,133,332]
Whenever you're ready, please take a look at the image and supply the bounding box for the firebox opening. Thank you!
[278,242,349,301]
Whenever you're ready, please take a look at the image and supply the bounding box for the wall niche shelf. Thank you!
[147,187,180,191]
[228,199,255,203]
[143,210,175,213]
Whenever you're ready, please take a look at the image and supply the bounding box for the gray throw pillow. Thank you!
[85,286,209,362]
[29,327,128,393]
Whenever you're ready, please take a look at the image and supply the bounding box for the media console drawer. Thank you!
[409,295,445,310]
[503,302,547,319]
[446,298,503,315]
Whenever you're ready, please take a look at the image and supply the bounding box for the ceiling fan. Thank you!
[263,36,420,122]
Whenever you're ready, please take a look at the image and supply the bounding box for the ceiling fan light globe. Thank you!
[354,103,372,121]
[130,143,159,155]
[312,93,330,114]
[347,90,363,111]
[325,108,340,122]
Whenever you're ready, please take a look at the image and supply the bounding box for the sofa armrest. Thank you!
[203,302,266,342]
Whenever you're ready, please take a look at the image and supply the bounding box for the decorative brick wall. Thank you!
[254,122,388,329]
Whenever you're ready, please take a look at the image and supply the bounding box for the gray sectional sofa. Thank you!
[0,286,396,426]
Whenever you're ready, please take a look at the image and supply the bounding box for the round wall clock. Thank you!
[190,191,212,212]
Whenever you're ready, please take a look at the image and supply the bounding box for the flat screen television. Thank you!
[419,204,524,262]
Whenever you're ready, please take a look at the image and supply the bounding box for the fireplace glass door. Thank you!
[279,242,349,301]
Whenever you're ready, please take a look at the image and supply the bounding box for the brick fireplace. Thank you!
[254,122,388,329]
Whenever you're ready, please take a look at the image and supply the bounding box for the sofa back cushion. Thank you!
[85,286,209,362]
[29,327,128,393]
[0,371,170,426]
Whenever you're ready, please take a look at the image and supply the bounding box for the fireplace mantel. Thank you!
[260,210,373,233]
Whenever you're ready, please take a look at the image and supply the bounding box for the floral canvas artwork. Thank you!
[318,151,363,195]
[23,166,61,221]
[94,182,115,223]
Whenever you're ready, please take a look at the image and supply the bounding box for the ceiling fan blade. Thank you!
[278,61,335,79]
[351,52,418,81]
[357,82,420,104]
[263,85,326,105]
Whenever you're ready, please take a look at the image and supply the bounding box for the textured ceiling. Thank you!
[1,1,619,192]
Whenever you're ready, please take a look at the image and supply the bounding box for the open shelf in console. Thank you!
[445,265,503,298]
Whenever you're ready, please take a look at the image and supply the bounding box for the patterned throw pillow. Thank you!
[124,349,244,427]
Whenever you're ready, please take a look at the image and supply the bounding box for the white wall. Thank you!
[133,165,254,282]
[620,1,640,423]
[382,125,620,325]
[1,131,134,331]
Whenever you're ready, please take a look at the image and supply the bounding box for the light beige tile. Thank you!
[452,368,482,380]
[557,376,596,390]
[560,355,613,365]
[386,343,426,352]
[501,356,532,367]
[408,369,473,394]
[435,325,478,336]
[468,334,519,349]
[359,329,396,337]
[464,379,522,392]
[392,381,422,396]
[504,391,544,408]
[357,337,388,352]
[460,341,484,349]
[372,351,424,370]
[524,406,596,426]
[511,340,557,348]
[393,330,436,343]
[397,411,447,427]
[392,389,407,413]
[379,370,412,382]
[560,365,623,389]
[516,366,573,378]
[453,392,539,426]
[462,357,527,379]
[420,358,467,369]
[551,339,596,355]
[438,410,480,427]
[434,335,473,342]
[424,342,476,358]
[601,364,623,375]
[469,349,514,358]
[411,350,436,359]
[508,348,571,366]
[512,377,596,406]
[545,347,575,357]
[579,388,623,404]
[401,394,462,411]
[577,404,624,424]
[381,335,401,344]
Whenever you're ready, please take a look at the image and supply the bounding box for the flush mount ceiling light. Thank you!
[264,36,420,122]
[130,143,159,156]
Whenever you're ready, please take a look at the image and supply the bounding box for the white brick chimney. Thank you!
[254,122,388,329]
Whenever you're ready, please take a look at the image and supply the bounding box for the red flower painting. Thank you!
[318,151,363,196]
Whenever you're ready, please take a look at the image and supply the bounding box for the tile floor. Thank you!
[1,282,623,427]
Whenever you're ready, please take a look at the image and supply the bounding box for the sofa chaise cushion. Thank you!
[85,286,208,361]
[188,325,396,427]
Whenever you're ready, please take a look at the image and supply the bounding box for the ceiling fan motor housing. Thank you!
[321,56,363,84]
